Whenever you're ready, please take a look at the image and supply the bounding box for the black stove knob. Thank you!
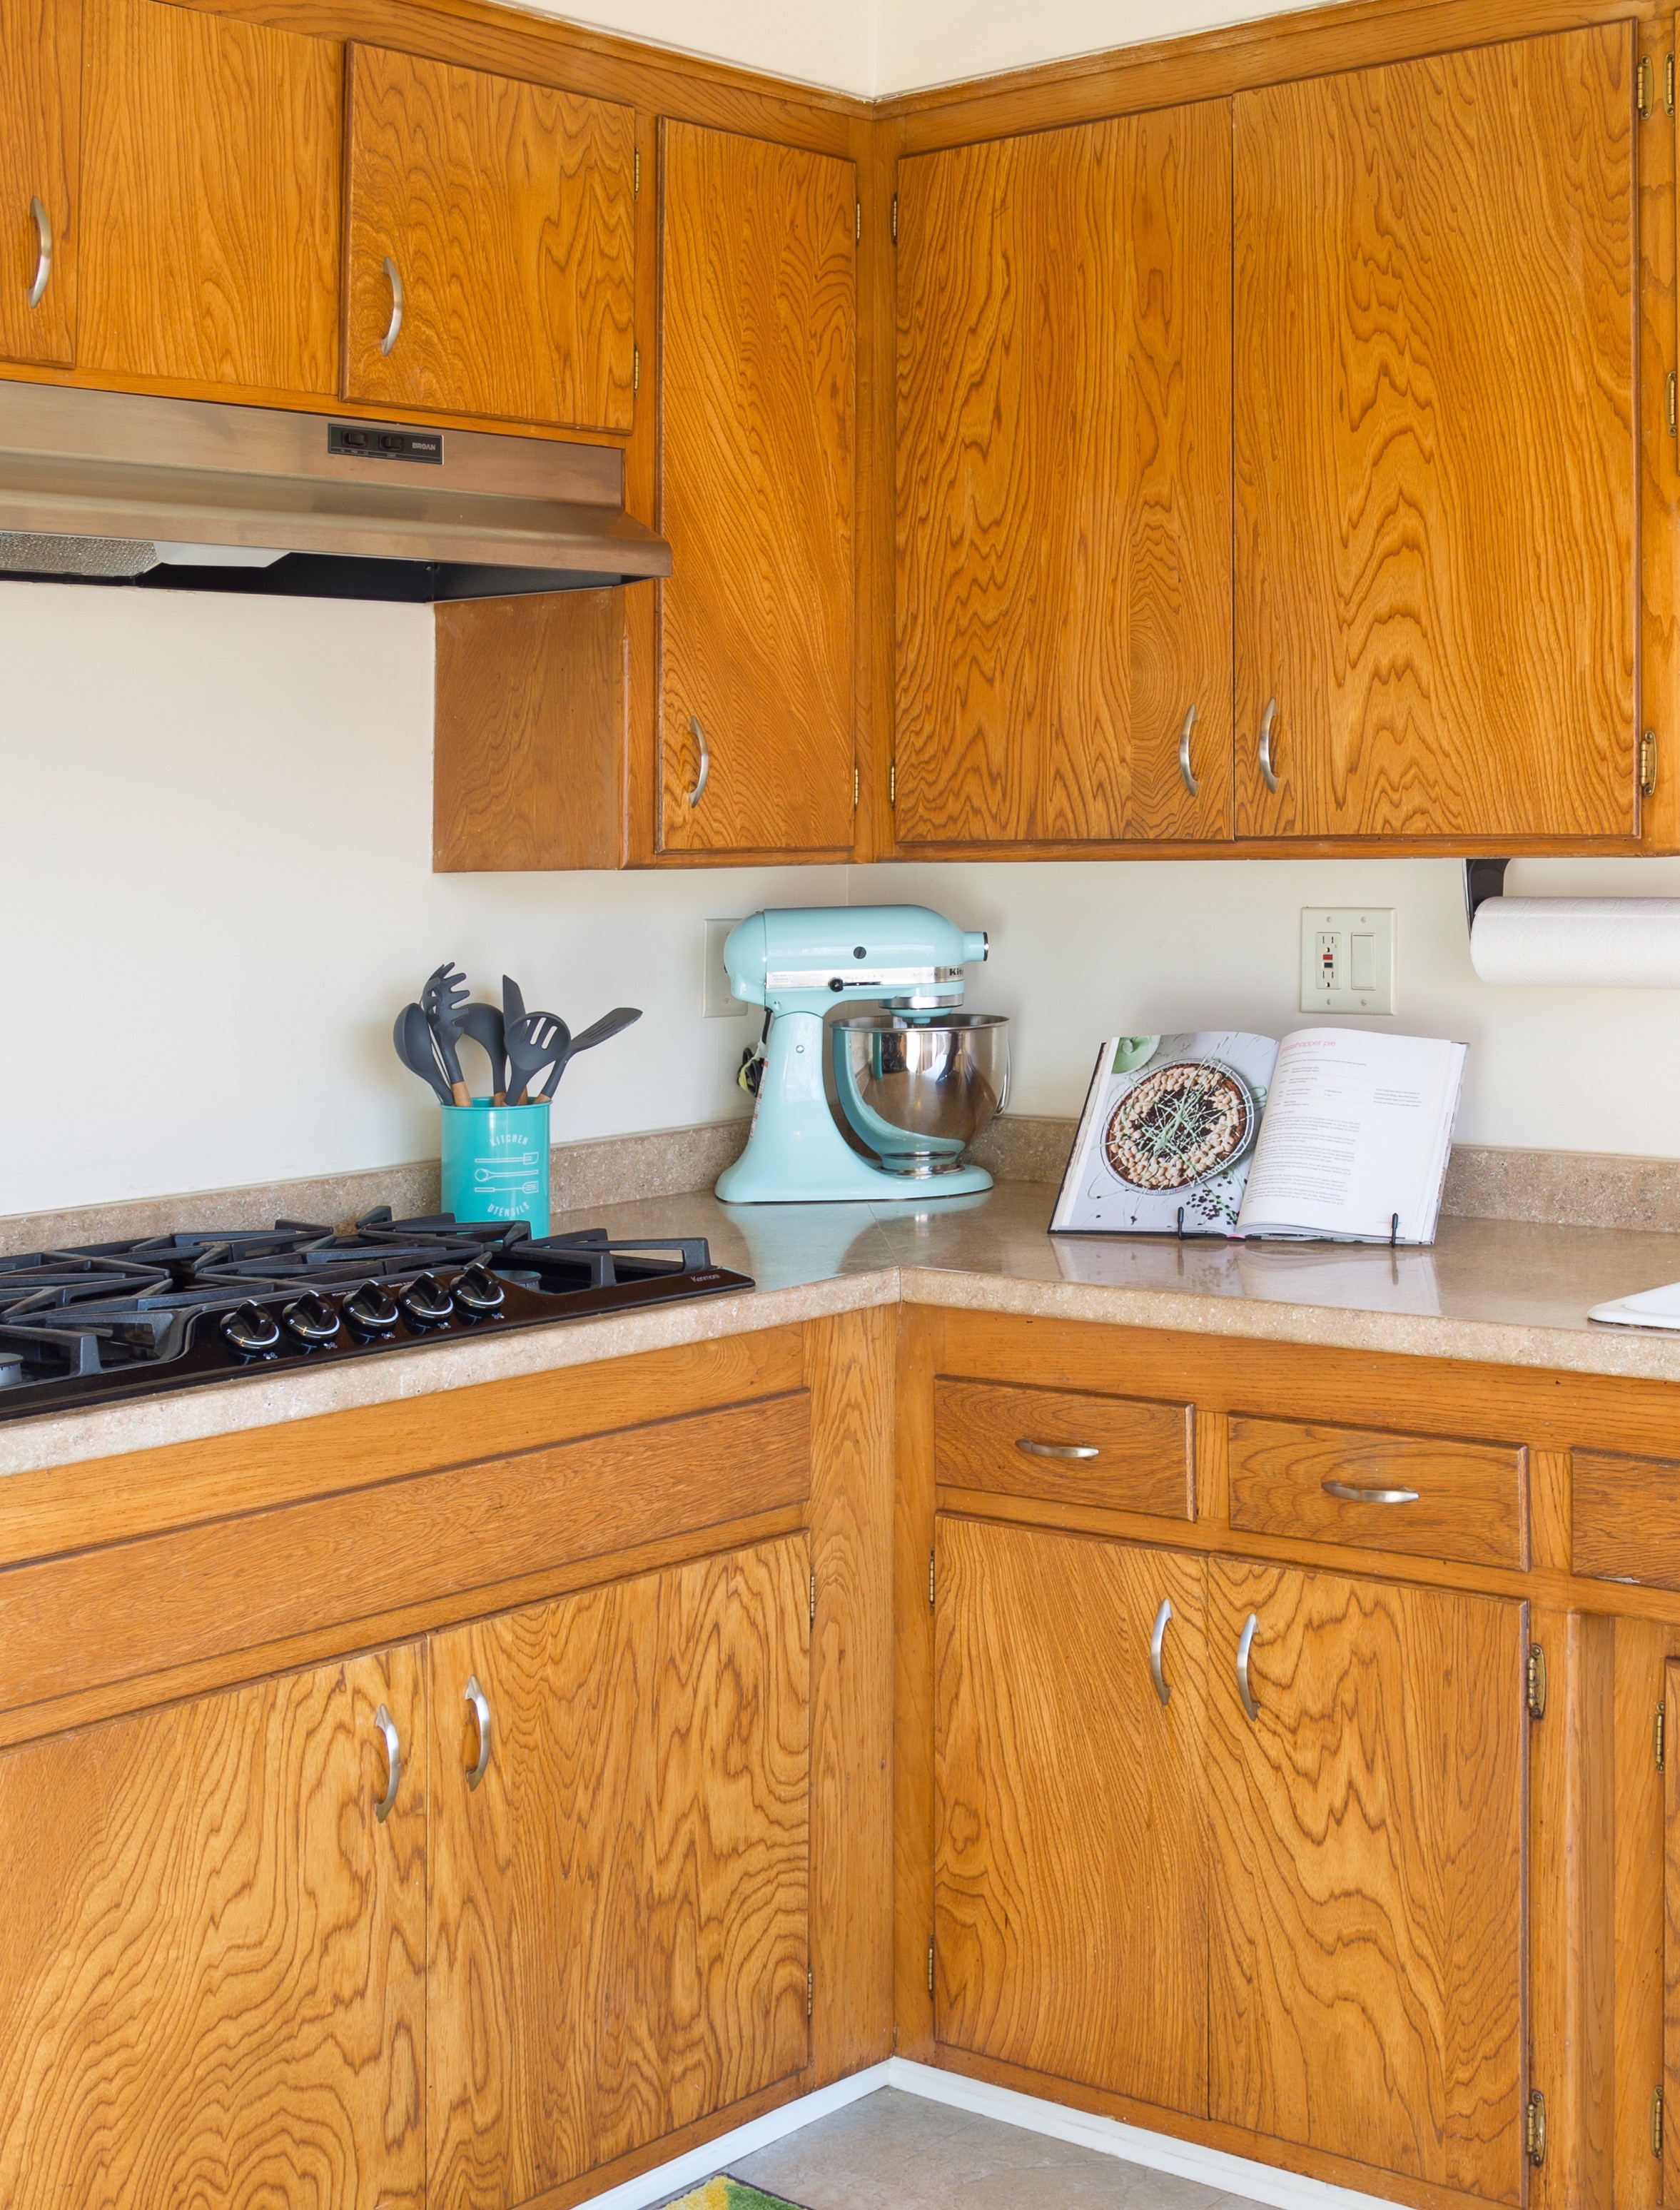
[219,1300,280,1356]
[342,1279,400,1336]
[398,1271,454,1326]
[281,1291,341,1346]
[452,1262,506,1317]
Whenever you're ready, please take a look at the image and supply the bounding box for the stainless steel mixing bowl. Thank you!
[833,1014,1010,1176]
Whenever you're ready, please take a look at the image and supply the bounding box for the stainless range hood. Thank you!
[0,380,672,602]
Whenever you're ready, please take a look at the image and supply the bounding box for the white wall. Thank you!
[527,0,879,95]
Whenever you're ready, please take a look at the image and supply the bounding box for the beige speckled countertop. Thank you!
[11,1182,1680,1477]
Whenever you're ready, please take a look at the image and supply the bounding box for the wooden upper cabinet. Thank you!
[0,0,76,366]
[1209,1562,1526,2202]
[894,103,1233,848]
[0,1645,427,2208]
[344,45,635,430]
[658,120,857,857]
[935,1515,1210,2117]
[427,1537,811,2208]
[1234,26,1637,842]
[78,0,342,394]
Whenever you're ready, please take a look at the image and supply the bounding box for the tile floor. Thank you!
[669,2089,1266,2210]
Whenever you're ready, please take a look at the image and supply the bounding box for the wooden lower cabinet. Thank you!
[0,1643,427,2209]
[933,1515,1210,2116]
[427,1534,814,2209]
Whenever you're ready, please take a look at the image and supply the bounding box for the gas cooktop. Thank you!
[0,1211,754,1424]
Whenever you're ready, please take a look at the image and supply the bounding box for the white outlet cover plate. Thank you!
[704,918,750,1018]
[1300,907,1395,1015]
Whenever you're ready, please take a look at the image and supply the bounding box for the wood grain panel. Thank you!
[1664,1654,1680,2209]
[0,1392,811,1708]
[427,1536,809,2205]
[79,0,342,393]
[0,0,76,365]
[934,1377,1193,1518]
[345,43,634,429]
[0,1643,426,2208]
[434,589,627,871]
[894,1303,941,2064]
[1233,26,1636,839]
[936,1515,1208,2116]
[1228,1413,1525,1570]
[657,120,856,856]
[1576,1450,1680,1590]
[894,101,1233,847]
[1208,1561,1526,2201]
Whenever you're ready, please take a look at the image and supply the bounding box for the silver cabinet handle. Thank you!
[1236,1612,1259,1721]
[1016,1438,1099,1460]
[27,196,50,309]
[1150,1596,1173,1707]
[372,1702,401,1822]
[1257,697,1280,793]
[380,256,403,354]
[1178,703,1200,797]
[687,714,710,807]
[1322,1479,1420,1505]
[463,1674,492,1790]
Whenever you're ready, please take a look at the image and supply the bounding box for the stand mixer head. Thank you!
[714,904,1007,1206]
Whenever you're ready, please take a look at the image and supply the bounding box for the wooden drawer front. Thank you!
[935,1378,1193,1519]
[1574,1450,1680,1588]
[1228,1416,1524,1570]
[0,1392,810,1715]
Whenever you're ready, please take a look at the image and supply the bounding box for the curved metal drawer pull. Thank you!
[380,256,403,354]
[1178,703,1200,797]
[1150,1596,1173,1707]
[1322,1478,1420,1505]
[1258,697,1280,794]
[687,715,710,807]
[1016,1438,1100,1461]
[372,1702,401,1822]
[27,197,50,309]
[463,1675,492,1791]
[1236,1613,1259,1722]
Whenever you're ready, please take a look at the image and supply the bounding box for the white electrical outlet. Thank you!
[1300,907,1395,1015]
[703,919,749,1017]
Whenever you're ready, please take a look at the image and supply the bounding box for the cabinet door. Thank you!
[344,45,635,431]
[896,104,1233,848]
[934,1515,1209,2116]
[0,0,76,365]
[1233,26,1636,840]
[79,0,342,394]
[427,1535,811,2208]
[0,1646,426,2209]
[657,121,856,856]
[1210,1562,1526,2203]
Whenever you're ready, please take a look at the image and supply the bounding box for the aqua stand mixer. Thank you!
[714,904,1008,1205]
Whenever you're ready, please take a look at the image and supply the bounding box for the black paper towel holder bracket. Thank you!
[1464,857,1509,933]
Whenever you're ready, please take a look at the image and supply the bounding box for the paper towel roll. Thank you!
[1470,897,1680,986]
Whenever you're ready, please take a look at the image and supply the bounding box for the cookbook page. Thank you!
[1235,1029,1467,1243]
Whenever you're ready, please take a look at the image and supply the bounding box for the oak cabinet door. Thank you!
[427,1535,811,2209]
[79,0,342,394]
[933,1515,1209,2117]
[657,121,856,856]
[0,1646,427,2209]
[344,44,635,431]
[1209,1562,1526,2203]
[896,104,1233,848]
[0,0,76,365]
[1233,26,1636,841]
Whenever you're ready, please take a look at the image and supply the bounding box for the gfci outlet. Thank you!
[703,919,749,1018]
[1300,907,1396,1015]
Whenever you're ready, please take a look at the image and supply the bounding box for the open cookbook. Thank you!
[1051,1028,1467,1245]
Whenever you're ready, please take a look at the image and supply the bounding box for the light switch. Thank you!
[1300,908,1395,1014]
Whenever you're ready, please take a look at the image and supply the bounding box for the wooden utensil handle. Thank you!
[450,1081,472,1108]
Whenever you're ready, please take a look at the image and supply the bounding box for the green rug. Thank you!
[665,2179,806,2210]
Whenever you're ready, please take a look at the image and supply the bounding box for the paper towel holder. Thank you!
[1464,858,1509,932]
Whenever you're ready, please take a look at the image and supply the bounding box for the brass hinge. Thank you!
[1668,51,1676,114]
[1527,1645,1547,1721]
[853,765,860,809]
[928,1548,935,1608]
[855,199,861,244]
[1655,2083,1666,2158]
[1527,2090,1548,2167]
[809,1568,816,1625]
[891,193,899,243]
[807,1966,814,2019]
[890,762,898,807]
[634,147,641,198]
[1659,1701,1667,1772]
[926,1937,935,1997]
[1642,730,1659,799]
[1640,54,1655,117]
[633,346,639,395]
[1669,370,1678,437]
